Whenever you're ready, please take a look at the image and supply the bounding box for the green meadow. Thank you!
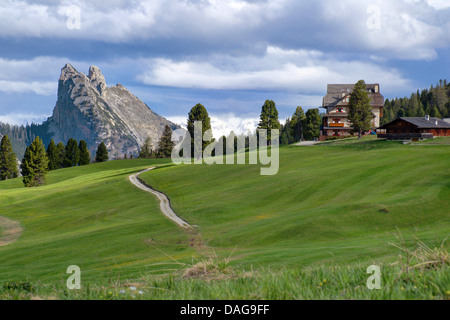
[0,138,449,299]
[0,159,197,283]
[141,138,449,268]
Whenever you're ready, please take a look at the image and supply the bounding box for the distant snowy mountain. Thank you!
[168,114,259,139]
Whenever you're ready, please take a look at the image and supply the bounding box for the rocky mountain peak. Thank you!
[60,63,79,81]
[45,63,178,159]
[88,65,105,83]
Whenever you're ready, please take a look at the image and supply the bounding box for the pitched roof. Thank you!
[322,83,384,108]
[379,117,450,129]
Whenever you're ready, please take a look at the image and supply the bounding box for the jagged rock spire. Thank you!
[88,66,106,96]
[60,63,78,81]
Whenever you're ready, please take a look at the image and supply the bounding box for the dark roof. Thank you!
[322,83,384,109]
[379,117,450,129]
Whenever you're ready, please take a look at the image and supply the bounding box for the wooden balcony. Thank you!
[328,123,345,127]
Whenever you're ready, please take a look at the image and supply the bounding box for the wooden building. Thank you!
[377,116,450,141]
[320,84,384,140]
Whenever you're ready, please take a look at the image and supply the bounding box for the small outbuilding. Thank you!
[377,116,450,141]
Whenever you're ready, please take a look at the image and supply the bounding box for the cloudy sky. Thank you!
[0,0,449,136]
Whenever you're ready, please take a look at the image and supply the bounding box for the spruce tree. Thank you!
[157,125,175,158]
[303,109,322,141]
[139,137,153,159]
[78,140,91,166]
[21,136,49,187]
[95,142,109,162]
[187,103,213,159]
[46,139,59,171]
[258,100,281,144]
[291,106,306,142]
[0,135,18,180]
[63,138,80,167]
[56,142,65,169]
[348,80,373,139]
[280,118,294,145]
[430,105,442,118]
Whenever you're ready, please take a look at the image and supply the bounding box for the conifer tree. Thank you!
[56,142,65,169]
[157,125,175,158]
[280,118,294,145]
[348,80,373,139]
[46,139,59,171]
[257,100,281,144]
[21,136,49,187]
[0,135,18,180]
[291,106,306,142]
[303,109,322,141]
[78,140,91,166]
[430,105,442,119]
[63,138,80,167]
[139,136,153,159]
[187,103,213,158]
[95,142,109,162]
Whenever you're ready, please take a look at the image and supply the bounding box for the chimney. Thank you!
[435,120,438,126]
[425,115,430,121]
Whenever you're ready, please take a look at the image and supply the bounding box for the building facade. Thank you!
[320,83,384,139]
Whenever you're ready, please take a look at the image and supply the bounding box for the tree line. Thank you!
[0,121,50,146]
[0,124,177,187]
[182,100,323,156]
[382,79,449,125]
[0,135,110,187]
[136,125,176,159]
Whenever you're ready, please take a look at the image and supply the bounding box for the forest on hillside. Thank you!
[0,122,50,159]
[382,79,449,124]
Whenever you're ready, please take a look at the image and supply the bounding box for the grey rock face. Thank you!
[46,64,178,159]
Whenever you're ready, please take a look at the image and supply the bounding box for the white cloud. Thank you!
[320,0,450,60]
[425,0,450,9]
[0,80,56,95]
[0,56,67,81]
[0,113,50,125]
[138,46,410,93]
[0,0,448,60]
[0,0,285,42]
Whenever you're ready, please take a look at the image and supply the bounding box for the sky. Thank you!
[0,0,449,137]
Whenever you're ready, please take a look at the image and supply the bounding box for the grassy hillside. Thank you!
[140,139,450,268]
[0,138,448,299]
[0,159,197,284]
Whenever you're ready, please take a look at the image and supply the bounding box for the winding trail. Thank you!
[129,167,192,229]
[0,216,23,247]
